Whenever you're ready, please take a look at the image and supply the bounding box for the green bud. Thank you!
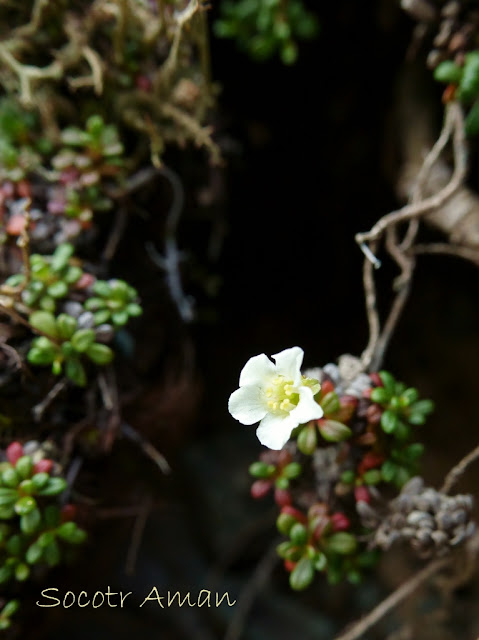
[289,556,314,590]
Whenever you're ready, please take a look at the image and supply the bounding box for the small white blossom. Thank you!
[228,346,323,450]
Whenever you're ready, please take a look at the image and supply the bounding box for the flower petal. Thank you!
[289,386,323,424]
[228,386,268,425]
[256,412,297,450]
[239,353,276,387]
[272,346,303,385]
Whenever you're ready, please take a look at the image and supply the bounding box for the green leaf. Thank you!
[1,468,19,488]
[20,508,41,534]
[405,443,424,460]
[43,539,60,567]
[0,566,12,584]
[126,303,142,317]
[276,512,296,536]
[14,563,29,582]
[458,51,479,102]
[362,469,382,485]
[51,243,74,272]
[320,391,340,415]
[31,472,50,490]
[297,423,317,454]
[65,358,87,386]
[378,371,396,394]
[340,470,355,484]
[86,343,114,365]
[381,460,397,483]
[249,462,276,478]
[327,532,357,555]
[381,410,398,434]
[37,477,67,496]
[370,387,390,404]
[47,281,68,299]
[277,540,294,559]
[0,488,18,506]
[1,600,19,618]
[465,99,479,136]
[111,310,129,326]
[410,399,434,415]
[57,522,87,544]
[289,522,308,546]
[433,60,463,85]
[71,328,96,352]
[282,462,302,479]
[14,496,37,516]
[29,311,58,338]
[318,419,352,442]
[289,556,314,590]
[56,314,78,339]
[15,456,33,479]
[26,542,43,565]
[313,552,327,571]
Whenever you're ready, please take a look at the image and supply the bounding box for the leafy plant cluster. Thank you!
[0,101,125,241]
[249,370,434,590]
[214,0,319,64]
[0,441,86,590]
[434,51,479,135]
[1,242,142,386]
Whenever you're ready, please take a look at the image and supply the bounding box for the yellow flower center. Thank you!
[264,376,299,415]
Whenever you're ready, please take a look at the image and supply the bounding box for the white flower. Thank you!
[228,346,323,450]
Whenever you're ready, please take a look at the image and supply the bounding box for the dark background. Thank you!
[30,1,479,638]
